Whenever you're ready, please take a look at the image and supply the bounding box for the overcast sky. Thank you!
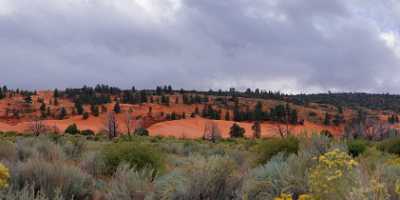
[1,0,400,93]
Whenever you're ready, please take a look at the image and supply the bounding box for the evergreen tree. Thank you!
[324,113,331,125]
[289,109,298,124]
[40,102,47,118]
[171,112,177,120]
[225,111,230,121]
[40,102,46,113]
[229,123,245,138]
[90,104,99,117]
[75,101,84,115]
[54,88,59,98]
[59,107,67,120]
[24,95,32,104]
[54,97,59,106]
[114,101,121,113]
[333,114,344,126]
[254,101,263,121]
[233,102,241,122]
[65,123,79,135]
[82,112,89,120]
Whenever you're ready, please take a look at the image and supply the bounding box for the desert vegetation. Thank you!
[0,130,397,199]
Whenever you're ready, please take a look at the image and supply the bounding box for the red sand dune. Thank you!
[148,117,342,139]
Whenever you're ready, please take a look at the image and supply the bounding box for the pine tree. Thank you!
[90,104,99,117]
[225,111,230,121]
[114,101,121,113]
[40,102,47,118]
[82,112,89,120]
[75,101,84,115]
[254,101,263,121]
[59,107,67,120]
[24,95,32,104]
[324,113,331,125]
[289,109,298,124]
[233,102,241,122]
[54,88,59,98]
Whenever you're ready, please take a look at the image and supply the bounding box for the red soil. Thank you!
[148,117,342,139]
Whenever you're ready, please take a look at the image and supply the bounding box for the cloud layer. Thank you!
[0,0,400,93]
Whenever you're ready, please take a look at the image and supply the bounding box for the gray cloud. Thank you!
[0,0,399,93]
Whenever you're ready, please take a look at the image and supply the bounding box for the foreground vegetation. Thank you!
[0,132,398,200]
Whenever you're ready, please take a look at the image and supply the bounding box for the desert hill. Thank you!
[0,85,397,138]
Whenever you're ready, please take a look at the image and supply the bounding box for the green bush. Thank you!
[80,129,95,136]
[257,137,299,164]
[378,137,400,155]
[101,142,164,175]
[15,137,65,162]
[64,124,80,135]
[106,165,153,200]
[12,158,94,199]
[63,137,86,160]
[347,140,367,157]
[153,155,241,200]
[134,128,149,136]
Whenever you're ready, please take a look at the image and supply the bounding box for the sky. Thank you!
[1,0,400,93]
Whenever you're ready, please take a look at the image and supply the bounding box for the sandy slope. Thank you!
[148,117,342,139]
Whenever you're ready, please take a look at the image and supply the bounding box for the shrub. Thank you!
[81,129,95,136]
[0,141,16,162]
[347,140,367,157]
[134,127,149,136]
[378,138,400,155]
[12,158,94,199]
[65,123,80,135]
[82,112,89,120]
[243,148,315,200]
[15,137,65,162]
[153,155,241,200]
[79,152,106,177]
[309,149,359,199]
[0,184,63,200]
[106,165,153,200]
[0,163,10,189]
[102,142,164,175]
[229,123,245,138]
[257,137,299,164]
[63,137,86,160]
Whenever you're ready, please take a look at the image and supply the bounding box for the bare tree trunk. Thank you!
[124,110,133,136]
[203,120,221,142]
[29,117,47,136]
[105,112,118,140]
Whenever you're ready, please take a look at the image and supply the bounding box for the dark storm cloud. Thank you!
[0,0,399,93]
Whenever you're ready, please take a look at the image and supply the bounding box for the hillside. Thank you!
[0,85,397,139]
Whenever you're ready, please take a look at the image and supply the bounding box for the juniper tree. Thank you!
[114,101,121,113]
[229,123,245,138]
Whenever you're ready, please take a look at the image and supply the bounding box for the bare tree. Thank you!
[274,123,292,138]
[29,117,48,136]
[105,112,118,140]
[203,120,221,143]
[252,121,262,139]
[124,110,134,136]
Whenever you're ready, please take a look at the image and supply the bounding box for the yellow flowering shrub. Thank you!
[0,163,9,189]
[396,180,400,195]
[386,157,400,166]
[274,193,293,200]
[298,194,315,200]
[309,149,359,199]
